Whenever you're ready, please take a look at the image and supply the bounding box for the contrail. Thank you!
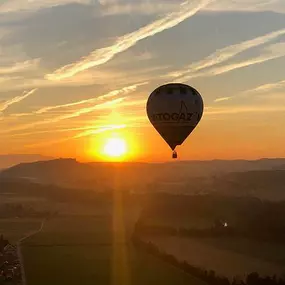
[34,82,147,114]
[0,89,37,112]
[214,78,285,103]
[169,27,285,79]
[48,98,125,123]
[7,115,147,138]
[0,59,39,74]
[214,97,231,103]
[73,124,126,138]
[7,125,108,138]
[0,94,133,135]
[0,0,91,14]
[179,42,285,82]
[205,106,285,115]
[46,0,213,80]
[24,124,127,148]
[243,79,285,94]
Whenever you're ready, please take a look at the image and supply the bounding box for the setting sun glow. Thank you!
[103,138,127,158]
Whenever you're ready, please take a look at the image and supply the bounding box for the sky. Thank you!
[0,0,284,162]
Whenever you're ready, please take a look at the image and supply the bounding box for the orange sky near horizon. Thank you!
[23,110,284,163]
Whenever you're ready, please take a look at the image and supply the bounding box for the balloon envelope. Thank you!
[146,83,204,150]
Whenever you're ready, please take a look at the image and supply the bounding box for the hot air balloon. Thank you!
[146,83,204,159]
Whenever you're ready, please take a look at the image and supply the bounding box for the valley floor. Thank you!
[21,216,206,285]
[146,236,285,280]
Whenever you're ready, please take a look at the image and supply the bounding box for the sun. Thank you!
[103,138,127,158]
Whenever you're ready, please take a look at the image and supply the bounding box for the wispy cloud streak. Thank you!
[243,79,285,95]
[205,106,285,115]
[214,78,285,103]
[214,97,231,103]
[177,42,285,82]
[0,89,37,113]
[0,0,91,14]
[24,124,127,148]
[205,0,285,14]
[168,28,285,80]
[48,98,125,123]
[73,124,126,138]
[46,0,213,80]
[0,59,40,74]
[0,83,141,135]
[35,82,146,114]
[100,1,180,15]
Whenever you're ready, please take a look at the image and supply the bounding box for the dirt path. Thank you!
[16,219,46,285]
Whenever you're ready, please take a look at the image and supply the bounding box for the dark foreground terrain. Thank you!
[1,158,285,284]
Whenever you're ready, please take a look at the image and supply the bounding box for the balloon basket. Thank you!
[172,151,178,159]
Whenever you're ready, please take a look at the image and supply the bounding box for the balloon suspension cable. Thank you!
[172,150,178,159]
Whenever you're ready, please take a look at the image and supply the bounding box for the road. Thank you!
[16,219,46,285]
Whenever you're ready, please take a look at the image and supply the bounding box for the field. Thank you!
[0,218,42,243]
[142,215,212,229]
[148,236,285,280]
[22,216,206,285]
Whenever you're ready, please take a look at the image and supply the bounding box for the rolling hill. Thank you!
[1,158,285,199]
[0,154,53,170]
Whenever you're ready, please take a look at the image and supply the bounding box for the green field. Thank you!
[22,216,206,285]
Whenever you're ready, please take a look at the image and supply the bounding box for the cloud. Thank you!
[168,27,285,79]
[99,1,180,16]
[7,113,147,138]
[0,89,37,113]
[0,27,11,40]
[0,76,21,84]
[46,0,213,80]
[178,43,285,83]
[73,124,126,138]
[0,84,141,135]
[243,79,285,94]
[0,0,92,14]
[213,78,285,103]
[205,105,285,115]
[205,0,285,13]
[7,125,109,138]
[24,124,127,148]
[0,97,126,138]
[0,71,107,92]
[0,44,42,90]
[99,0,285,15]
[0,56,157,91]
[214,97,231,102]
[0,59,40,74]
[34,82,147,114]
[49,97,125,122]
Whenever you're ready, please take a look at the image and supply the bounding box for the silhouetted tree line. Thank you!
[132,234,285,285]
[139,195,285,244]
[134,220,235,237]
[134,219,285,244]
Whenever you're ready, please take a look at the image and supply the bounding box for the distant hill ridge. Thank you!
[0,158,97,189]
[1,158,285,200]
[1,157,285,190]
[0,154,53,170]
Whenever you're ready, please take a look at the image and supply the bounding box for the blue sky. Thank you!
[0,0,284,160]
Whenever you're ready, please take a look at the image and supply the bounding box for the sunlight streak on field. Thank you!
[112,168,130,285]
